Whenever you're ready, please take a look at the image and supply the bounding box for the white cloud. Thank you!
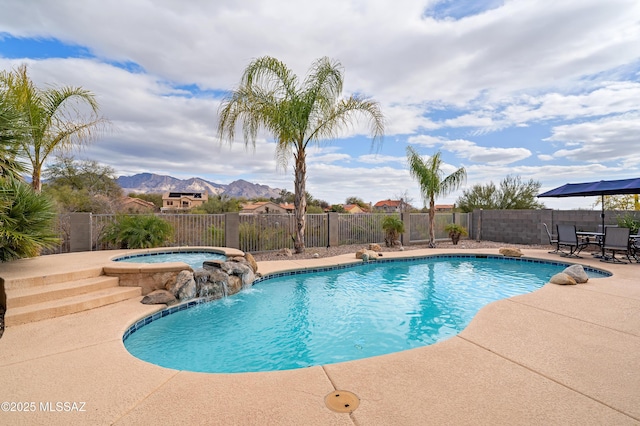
[408,135,531,165]
[357,154,406,165]
[545,113,640,169]
[2,0,640,209]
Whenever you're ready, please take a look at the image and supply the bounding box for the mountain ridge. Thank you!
[117,173,283,199]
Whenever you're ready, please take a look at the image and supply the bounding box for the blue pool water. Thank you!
[124,256,608,373]
[114,250,226,269]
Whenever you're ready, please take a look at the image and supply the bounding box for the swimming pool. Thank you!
[123,255,608,373]
[113,250,226,269]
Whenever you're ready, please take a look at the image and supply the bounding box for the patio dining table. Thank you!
[578,231,640,263]
[576,231,604,246]
[576,231,605,258]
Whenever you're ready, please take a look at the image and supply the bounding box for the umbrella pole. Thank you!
[601,194,606,257]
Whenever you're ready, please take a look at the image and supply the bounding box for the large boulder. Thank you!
[244,252,259,273]
[141,290,177,305]
[277,248,293,257]
[172,270,197,300]
[206,268,230,285]
[549,273,577,285]
[203,260,225,270]
[357,249,382,261]
[499,247,523,257]
[227,275,243,295]
[199,282,227,299]
[368,243,382,252]
[563,264,589,283]
[223,261,255,288]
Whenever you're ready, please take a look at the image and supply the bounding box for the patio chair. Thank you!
[630,233,640,262]
[543,223,558,253]
[630,234,640,262]
[556,224,588,257]
[601,226,632,264]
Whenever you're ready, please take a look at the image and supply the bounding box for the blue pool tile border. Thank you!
[122,254,612,342]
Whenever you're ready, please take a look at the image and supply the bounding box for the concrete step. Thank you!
[4,287,142,326]
[5,276,120,309]
[3,267,105,290]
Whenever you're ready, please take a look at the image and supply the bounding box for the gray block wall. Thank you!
[471,209,639,245]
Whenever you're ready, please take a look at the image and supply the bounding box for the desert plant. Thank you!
[616,213,640,234]
[208,224,225,246]
[444,223,468,245]
[381,215,405,247]
[101,215,173,249]
[0,176,59,261]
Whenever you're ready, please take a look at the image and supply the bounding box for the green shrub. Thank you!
[444,223,468,236]
[0,177,59,261]
[239,220,291,251]
[444,223,468,245]
[209,224,225,246]
[381,215,405,247]
[616,213,640,234]
[101,215,173,249]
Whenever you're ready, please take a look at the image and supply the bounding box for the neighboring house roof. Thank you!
[279,203,295,212]
[242,201,269,210]
[374,199,402,207]
[121,197,156,210]
[343,204,365,213]
[241,201,286,213]
[435,204,455,210]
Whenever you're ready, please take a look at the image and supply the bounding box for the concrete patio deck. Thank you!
[0,248,639,425]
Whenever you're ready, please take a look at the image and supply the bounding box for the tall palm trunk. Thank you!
[293,148,307,253]
[31,168,42,192]
[429,197,436,247]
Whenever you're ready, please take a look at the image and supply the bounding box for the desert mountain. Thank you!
[117,173,282,199]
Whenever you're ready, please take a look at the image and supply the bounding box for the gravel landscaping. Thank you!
[249,239,551,261]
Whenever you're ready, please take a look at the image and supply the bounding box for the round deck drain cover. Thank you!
[325,390,360,413]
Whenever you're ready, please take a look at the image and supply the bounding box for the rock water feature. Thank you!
[141,253,258,305]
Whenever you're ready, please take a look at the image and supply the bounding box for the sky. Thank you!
[1,0,639,209]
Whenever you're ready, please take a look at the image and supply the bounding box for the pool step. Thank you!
[4,276,142,327]
[5,276,121,309]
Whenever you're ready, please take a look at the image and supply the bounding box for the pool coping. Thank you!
[1,247,639,425]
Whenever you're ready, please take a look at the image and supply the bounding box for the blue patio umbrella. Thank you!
[538,177,640,255]
[537,178,640,198]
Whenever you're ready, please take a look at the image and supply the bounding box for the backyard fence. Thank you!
[43,208,640,255]
[49,211,473,254]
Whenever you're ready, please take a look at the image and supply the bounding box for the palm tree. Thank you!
[218,56,384,253]
[0,175,59,261]
[406,147,466,247]
[0,64,106,192]
[0,90,27,179]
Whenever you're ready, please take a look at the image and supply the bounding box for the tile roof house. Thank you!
[343,204,366,214]
[120,196,157,213]
[373,199,412,213]
[241,201,288,214]
[161,192,208,212]
[279,203,295,213]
